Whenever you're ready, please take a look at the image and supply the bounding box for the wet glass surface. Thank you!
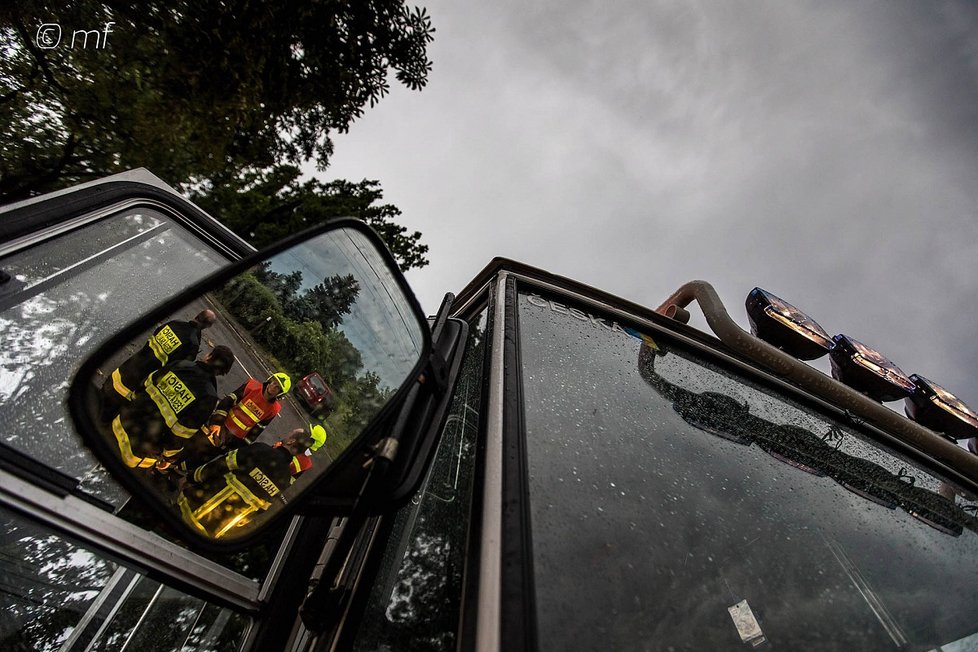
[0,506,248,652]
[519,291,978,651]
[351,309,487,652]
[0,210,226,505]
[0,210,254,650]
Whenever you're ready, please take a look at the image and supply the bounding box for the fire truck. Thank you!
[1,170,976,651]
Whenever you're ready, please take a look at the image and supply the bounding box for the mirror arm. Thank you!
[298,373,429,631]
[299,467,379,632]
[429,292,456,346]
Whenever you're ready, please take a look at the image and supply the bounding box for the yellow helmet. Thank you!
[269,372,292,394]
[309,424,327,451]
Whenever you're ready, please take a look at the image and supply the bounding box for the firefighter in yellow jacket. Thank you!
[110,346,235,469]
[101,309,217,420]
[178,430,314,538]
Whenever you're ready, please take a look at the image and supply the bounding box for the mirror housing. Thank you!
[68,219,431,551]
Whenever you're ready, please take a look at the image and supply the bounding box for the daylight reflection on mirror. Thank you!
[89,227,424,541]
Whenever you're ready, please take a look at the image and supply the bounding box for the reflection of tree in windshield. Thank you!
[637,340,978,538]
[0,515,116,651]
[0,294,127,504]
[253,262,360,330]
[215,265,394,452]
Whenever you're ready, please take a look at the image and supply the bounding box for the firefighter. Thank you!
[110,346,235,469]
[281,424,328,480]
[177,430,315,538]
[210,372,291,447]
[100,309,217,420]
[176,372,292,469]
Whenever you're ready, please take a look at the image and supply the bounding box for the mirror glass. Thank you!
[79,226,425,541]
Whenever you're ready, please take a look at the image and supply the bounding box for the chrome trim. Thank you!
[0,467,261,611]
[452,280,492,319]
[1,199,157,258]
[82,573,141,652]
[119,581,163,652]
[475,274,507,652]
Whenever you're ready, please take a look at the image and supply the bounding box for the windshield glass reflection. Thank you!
[519,291,978,651]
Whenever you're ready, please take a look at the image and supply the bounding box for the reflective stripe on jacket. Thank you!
[223,379,281,440]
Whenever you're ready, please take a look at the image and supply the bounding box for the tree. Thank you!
[299,274,361,330]
[193,165,429,271]
[1,1,435,202]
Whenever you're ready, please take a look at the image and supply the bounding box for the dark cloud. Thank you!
[319,0,978,406]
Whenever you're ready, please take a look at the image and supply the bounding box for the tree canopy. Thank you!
[1,1,434,200]
[194,165,428,271]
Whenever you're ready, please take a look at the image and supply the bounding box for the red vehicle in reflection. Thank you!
[296,372,335,416]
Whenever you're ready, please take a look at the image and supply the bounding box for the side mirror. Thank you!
[68,220,429,549]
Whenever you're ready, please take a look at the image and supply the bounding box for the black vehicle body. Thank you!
[1,171,977,651]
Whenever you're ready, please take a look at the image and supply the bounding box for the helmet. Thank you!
[268,372,291,394]
[309,424,327,451]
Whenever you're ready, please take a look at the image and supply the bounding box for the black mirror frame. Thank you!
[67,218,432,553]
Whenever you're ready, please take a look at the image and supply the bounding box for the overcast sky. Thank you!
[314,0,978,408]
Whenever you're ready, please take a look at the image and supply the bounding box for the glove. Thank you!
[206,424,224,447]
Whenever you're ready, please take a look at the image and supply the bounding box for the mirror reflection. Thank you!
[88,226,424,541]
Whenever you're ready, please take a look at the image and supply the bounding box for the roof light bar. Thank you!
[905,375,978,441]
[829,335,915,402]
[745,288,833,360]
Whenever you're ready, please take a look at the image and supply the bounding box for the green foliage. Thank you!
[253,261,362,329]
[194,165,429,271]
[216,271,387,447]
[1,1,435,201]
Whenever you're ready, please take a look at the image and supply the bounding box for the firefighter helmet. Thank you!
[309,424,327,451]
[268,372,292,394]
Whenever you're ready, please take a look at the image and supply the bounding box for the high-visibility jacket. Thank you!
[290,452,312,478]
[113,360,219,468]
[179,443,293,538]
[212,379,281,442]
[109,320,202,400]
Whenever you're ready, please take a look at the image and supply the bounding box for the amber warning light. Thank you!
[905,375,978,441]
[745,288,833,360]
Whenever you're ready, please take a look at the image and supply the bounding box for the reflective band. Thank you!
[110,368,134,400]
[215,505,258,539]
[290,457,300,475]
[178,494,208,534]
[111,416,156,468]
[229,413,250,432]
[148,324,183,365]
[171,422,197,439]
[226,473,272,511]
[237,400,262,423]
[144,372,198,439]
[226,449,239,471]
[194,484,235,519]
[162,448,183,457]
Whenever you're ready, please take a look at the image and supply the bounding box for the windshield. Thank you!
[518,290,978,650]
